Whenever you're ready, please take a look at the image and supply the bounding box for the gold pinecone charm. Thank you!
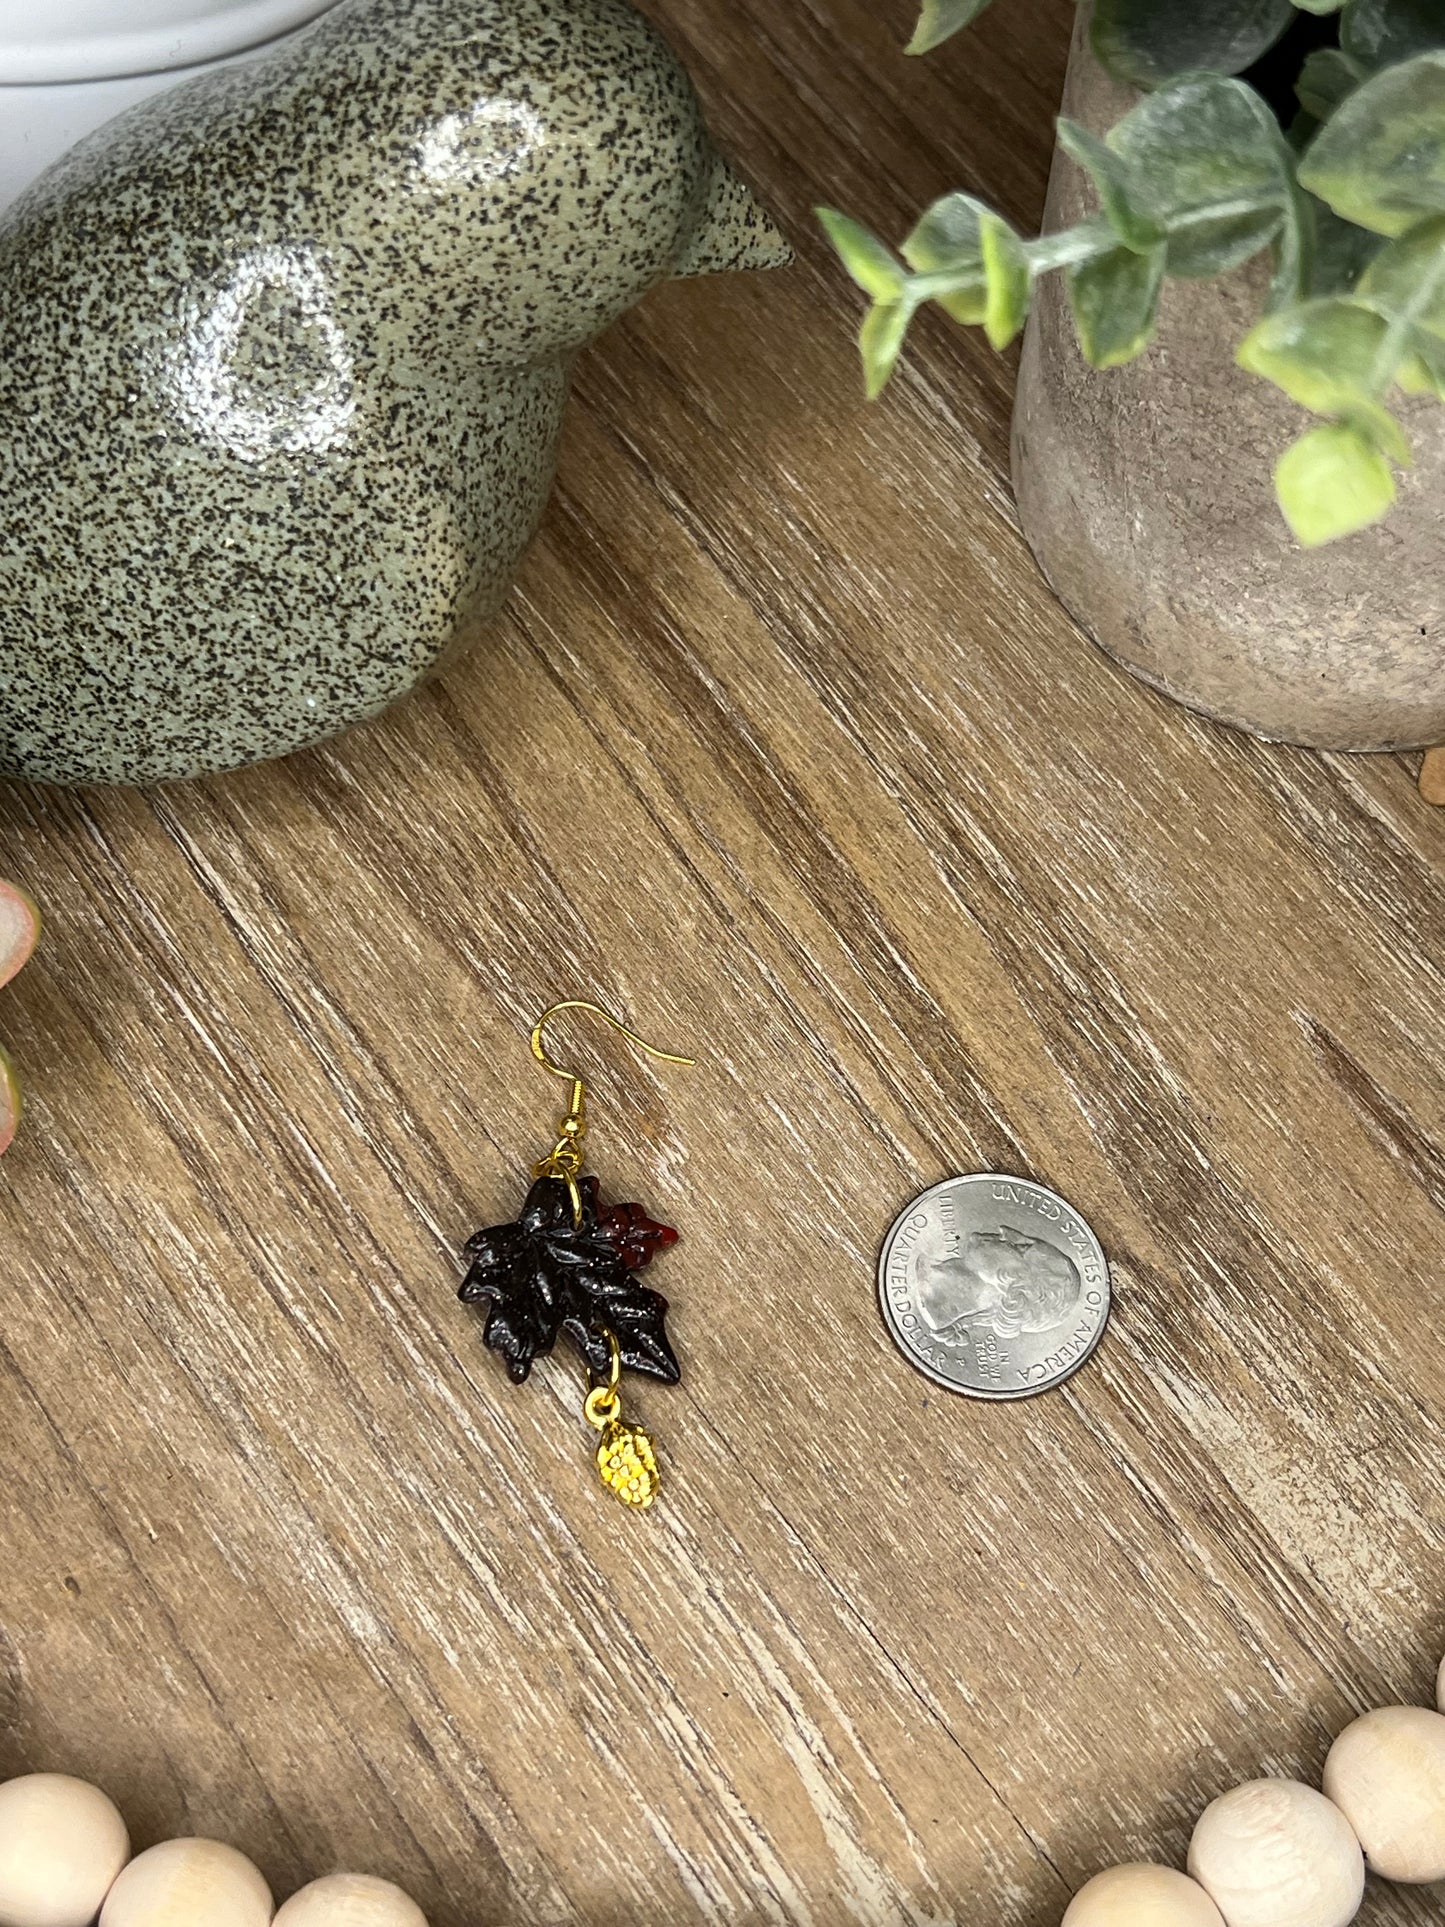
[595,1418,660,1508]
[583,1335,661,1510]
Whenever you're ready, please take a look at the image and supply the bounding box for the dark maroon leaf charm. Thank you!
[460,1175,680,1386]
[566,1176,681,1269]
[583,1179,680,1269]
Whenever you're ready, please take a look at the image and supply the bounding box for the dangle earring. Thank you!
[458,1001,693,1509]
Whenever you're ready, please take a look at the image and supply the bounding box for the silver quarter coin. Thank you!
[877,1175,1111,1400]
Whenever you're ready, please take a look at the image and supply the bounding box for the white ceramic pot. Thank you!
[0,0,341,212]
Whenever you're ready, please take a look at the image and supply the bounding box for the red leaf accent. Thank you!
[598,1199,680,1270]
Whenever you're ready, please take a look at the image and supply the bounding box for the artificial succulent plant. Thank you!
[821,0,1445,546]
[0,881,38,1153]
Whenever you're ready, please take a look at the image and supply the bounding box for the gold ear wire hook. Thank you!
[530,1000,696,1085]
[529,1001,695,1224]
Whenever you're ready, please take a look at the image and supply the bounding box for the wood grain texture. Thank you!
[1,3,1443,1921]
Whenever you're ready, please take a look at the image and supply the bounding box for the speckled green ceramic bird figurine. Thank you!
[0,0,789,786]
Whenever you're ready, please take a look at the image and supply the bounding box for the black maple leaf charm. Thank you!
[460,1175,681,1385]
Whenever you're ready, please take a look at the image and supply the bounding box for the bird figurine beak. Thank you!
[673,153,793,278]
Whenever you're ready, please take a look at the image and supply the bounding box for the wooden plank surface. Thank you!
[1,1,1443,1920]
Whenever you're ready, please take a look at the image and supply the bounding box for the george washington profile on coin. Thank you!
[917,1223,1083,1340]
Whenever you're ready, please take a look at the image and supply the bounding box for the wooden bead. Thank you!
[1420,747,1445,805]
[1187,1780,1363,1927]
[273,1874,427,1926]
[1323,1706,1445,1882]
[100,1839,273,1927]
[1063,1862,1225,1925]
[0,1774,130,1927]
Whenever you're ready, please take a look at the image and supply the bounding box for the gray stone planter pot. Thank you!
[1011,10,1445,752]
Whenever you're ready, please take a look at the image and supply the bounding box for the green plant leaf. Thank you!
[1275,422,1397,544]
[1108,74,1295,276]
[1352,216,1445,396]
[1295,0,1345,11]
[1238,296,1388,410]
[978,210,1031,347]
[902,193,983,274]
[1296,47,1366,121]
[817,208,907,303]
[900,192,989,324]
[1308,193,1384,292]
[1092,0,1296,87]
[1341,0,1445,70]
[1067,243,1167,365]
[1299,52,1445,235]
[1355,211,1445,338]
[907,0,997,53]
[1350,401,1414,462]
[926,280,990,326]
[859,299,916,398]
[1399,333,1445,393]
[1056,118,1164,253]
[902,192,1014,328]
[1237,297,1412,458]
